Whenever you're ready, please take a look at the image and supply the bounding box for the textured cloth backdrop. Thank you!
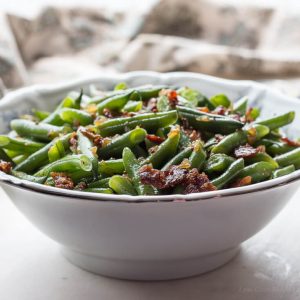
[1,0,300,97]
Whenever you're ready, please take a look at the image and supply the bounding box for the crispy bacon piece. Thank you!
[183,129,201,142]
[211,106,226,115]
[75,181,88,190]
[230,176,252,188]
[139,164,216,194]
[198,107,210,113]
[215,134,224,143]
[80,128,103,147]
[0,160,12,174]
[146,134,165,144]
[69,132,78,153]
[147,98,158,112]
[234,144,259,158]
[160,89,178,108]
[103,108,114,118]
[281,137,300,147]
[50,172,74,190]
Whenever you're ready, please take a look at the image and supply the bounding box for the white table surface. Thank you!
[0,186,300,300]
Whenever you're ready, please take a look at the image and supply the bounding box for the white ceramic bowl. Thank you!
[0,72,300,280]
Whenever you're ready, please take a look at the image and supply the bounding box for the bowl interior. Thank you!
[0,71,300,202]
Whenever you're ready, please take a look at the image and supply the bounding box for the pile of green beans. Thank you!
[0,83,299,196]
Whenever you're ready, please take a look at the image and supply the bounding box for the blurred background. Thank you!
[1,0,300,96]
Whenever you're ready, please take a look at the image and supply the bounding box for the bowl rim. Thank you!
[0,71,300,203]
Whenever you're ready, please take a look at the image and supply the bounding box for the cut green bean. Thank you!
[11,119,70,142]
[34,154,92,178]
[274,148,300,167]
[148,126,180,169]
[123,147,156,195]
[272,165,295,179]
[162,147,193,171]
[233,96,248,115]
[97,111,178,137]
[244,152,279,169]
[87,178,110,189]
[211,158,244,189]
[0,136,45,153]
[205,154,235,173]
[109,175,137,195]
[257,111,295,130]
[98,159,124,176]
[236,162,275,183]
[189,140,206,170]
[11,170,47,184]
[98,128,146,159]
[59,108,93,126]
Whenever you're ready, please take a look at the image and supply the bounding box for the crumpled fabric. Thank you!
[1,0,300,97]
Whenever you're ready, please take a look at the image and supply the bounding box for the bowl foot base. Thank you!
[61,246,240,281]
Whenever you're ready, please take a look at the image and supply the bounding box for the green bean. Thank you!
[42,94,78,125]
[14,134,72,173]
[77,130,98,178]
[148,126,180,169]
[33,110,50,121]
[13,154,29,165]
[122,147,156,195]
[48,139,66,163]
[97,111,178,137]
[212,124,269,154]
[132,85,168,100]
[34,154,92,178]
[98,128,146,159]
[268,143,296,156]
[244,152,279,168]
[0,148,15,165]
[211,130,247,154]
[83,188,113,194]
[11,119,70,142]
[257,111,295,130]
[132,145,148,158]
[211,158,244,189]
[122,100,143,112]
[233,96,248,115]
[205,154,235,174]
[274,148,300,167]
[87,178,110,189]
[189,140,206,170]
[177,106,244,134]
[59,108,93,126]
[177,87,206,106]
[98,159,124,176]
[236,162,275,183]
[3,133,49,151]
[272,165,295,178]
[209,94,231,108]
[109,175,137,195]
[161,147,193,171]
[97,90,134,114]
[11,170,47,184]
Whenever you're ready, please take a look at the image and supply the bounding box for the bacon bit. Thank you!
[103,108,114,118]
[69,132,78,153]
[85,104,98,114]
[183,129,201,141]
[211,106,226,115]
[281,137,300,147]
[75,181,88,190]
[147,98,158,112]
[80,128,103,147]
[234,144,259,158]
[139,164,216,194]
[256,145,266,153]
[94,116,107,127]
[146,134,165,144]
[50,172,74,190]
[148,145,159,154]
[230,176,252,188]
[215,134,224,143]
[198,107,210,113]
[160,89,178,108]
[0,160,12,174]
[245,108,255,122]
